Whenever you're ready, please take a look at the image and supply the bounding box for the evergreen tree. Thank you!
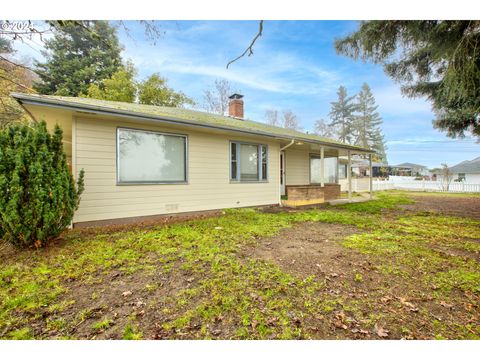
[0,122,84,247]
[335,21,480,138]
[353,83,382,147]
[328,86,356,144]
[34,21,123,96]
[371,129,388,163]
[353,83,387,162]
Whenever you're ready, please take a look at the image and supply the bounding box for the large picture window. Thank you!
[310,155,338,184]
[230,142,268,182]
[117,128,187,184]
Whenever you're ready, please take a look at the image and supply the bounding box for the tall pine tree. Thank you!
[353,83,387,162]
[371,129,388,163]
[329,86,356,144]
[335,21,480,138]
[34,21,123,96]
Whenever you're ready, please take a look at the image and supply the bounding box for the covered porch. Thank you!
[279,140,374,206]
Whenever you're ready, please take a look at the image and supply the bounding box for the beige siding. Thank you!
[24,105,73,159]
[74,116,280,223]
[285,147,310,185]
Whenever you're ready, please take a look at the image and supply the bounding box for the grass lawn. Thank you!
[0,191,479,339]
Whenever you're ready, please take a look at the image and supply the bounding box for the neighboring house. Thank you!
[340,158,389,178]
[337,158,388,192]
[11,92,373,227]
[391,162,429,176]
[434,157,480,184]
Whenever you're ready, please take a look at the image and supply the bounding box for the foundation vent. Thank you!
[165,204,179,212]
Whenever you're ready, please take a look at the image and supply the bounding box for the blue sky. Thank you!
[15,20,479,168]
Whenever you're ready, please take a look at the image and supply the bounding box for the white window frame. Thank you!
[309,154,339,184]
[116,127,188,185]
[230,141,268,183]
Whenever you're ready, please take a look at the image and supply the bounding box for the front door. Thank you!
[280,151,286,195]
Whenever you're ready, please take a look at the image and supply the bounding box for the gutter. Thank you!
[11,92,375,154]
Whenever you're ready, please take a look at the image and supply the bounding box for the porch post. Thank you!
[347,150,352,202]
[320,146,325,187]
[369,153,373,199]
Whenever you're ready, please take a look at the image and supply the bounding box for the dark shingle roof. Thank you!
[449,156,480,174]
[11,92,373,153]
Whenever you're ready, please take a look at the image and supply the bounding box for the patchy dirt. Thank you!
[246,220,480,339]
[401,194,480,219]
[246,222,361,278]
[2,192,479,340]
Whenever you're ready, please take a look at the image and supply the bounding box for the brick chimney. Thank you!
[228,93,244,119]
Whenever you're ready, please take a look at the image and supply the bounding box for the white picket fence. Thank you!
[373,180,480,193]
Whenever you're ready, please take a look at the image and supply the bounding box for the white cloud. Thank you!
[372,84,433,116]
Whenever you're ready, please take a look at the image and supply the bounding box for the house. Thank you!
[11,92,374,227]
[340,158,389,178]
[337,158,389,192]
[391,162,429,177]
[433,157,480,184]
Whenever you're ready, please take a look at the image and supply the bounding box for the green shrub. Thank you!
[0,121,84,247]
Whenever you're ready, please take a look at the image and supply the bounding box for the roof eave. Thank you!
[11,92,374,154]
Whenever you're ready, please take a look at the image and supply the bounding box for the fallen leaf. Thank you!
[399,297,417,310]
[333,320,348,329]
[380,296,392,304]
[266,317,278,325]
[122,291,132,297]
[374,324,389,338]
[440,301,453,309]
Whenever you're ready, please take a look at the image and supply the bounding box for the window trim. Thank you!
[116,126,188,185]
[229,141,268,183]
[309,153,339,185]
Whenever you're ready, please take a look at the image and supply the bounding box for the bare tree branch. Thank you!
[226,20,263,69]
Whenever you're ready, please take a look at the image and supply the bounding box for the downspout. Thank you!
[280,139,295,152]
[279,139,296,206]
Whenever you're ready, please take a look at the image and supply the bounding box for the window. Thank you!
[458,173,466,182]
[230,142,268,182]
[117,128,187,184]
[338,163,347,179]
[310,155,338,184]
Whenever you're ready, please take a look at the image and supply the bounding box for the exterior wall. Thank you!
[285,147,310,185]
[24,105,73,161]
[284,147,339,186]
[436,173,480,184]
[73,116,280,223]
[465,173,480,184]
